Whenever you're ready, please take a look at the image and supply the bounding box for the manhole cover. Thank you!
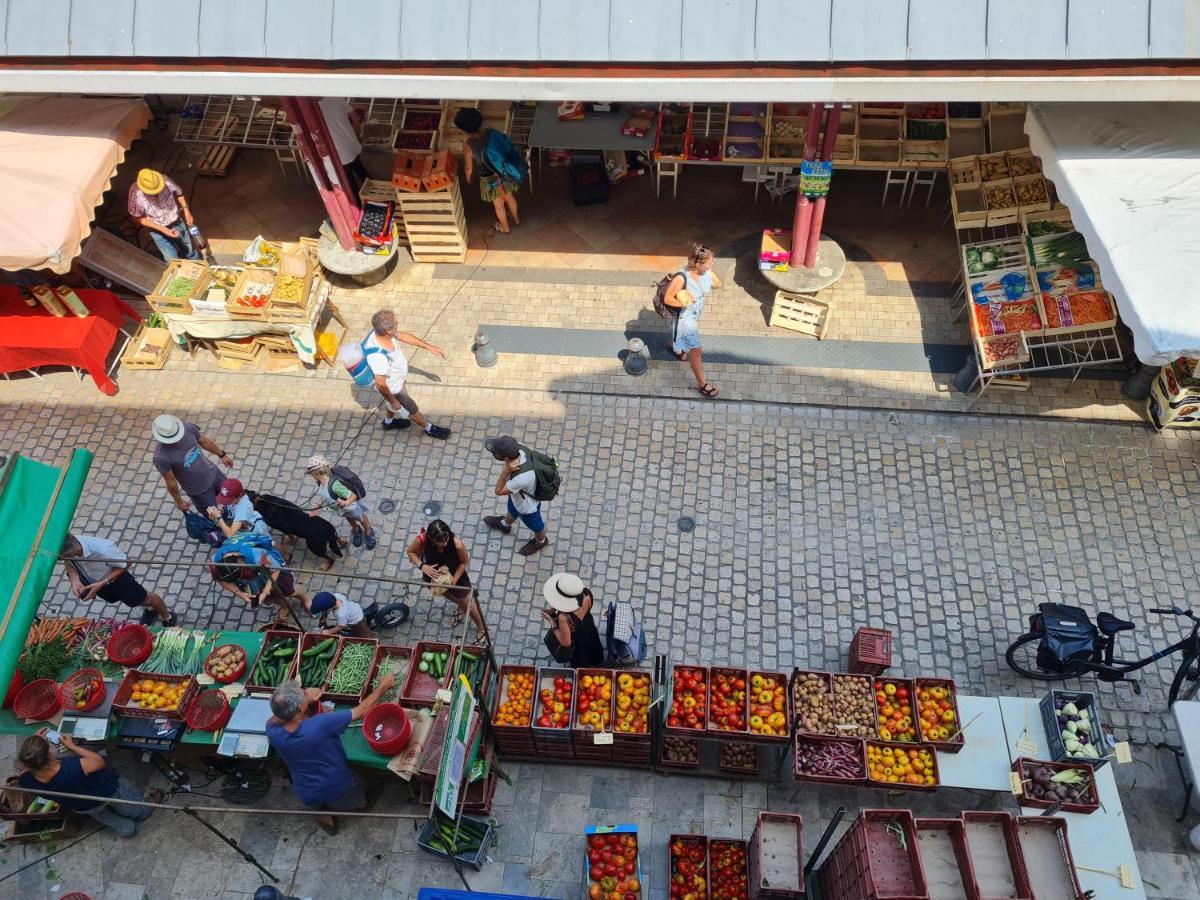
[423,500,443,517]
[377,499,396,515]
[677,516,695,533]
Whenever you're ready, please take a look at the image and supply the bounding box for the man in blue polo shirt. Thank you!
[265,675,395,834]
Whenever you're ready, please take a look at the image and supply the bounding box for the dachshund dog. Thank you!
[247,491,345,571]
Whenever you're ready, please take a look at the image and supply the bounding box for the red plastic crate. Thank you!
[748,811,804,899]
[710,839,750,900]
[112,670,198,722]
[492,665,537,733]
[915,818,981,900]
[747,670,790,741]
[1011,757,1101,814]
[708,666,749,735]
[790,669,836,736]
[321,636,379,704]
[865,741,940,791]
[962,812,1032,900]
[793,735,866,786]
[669,834,710,900]
[661,736,700,769]
[870,676,919,743]
[718,742,759,775]
[401,642,456,707]
[246,630,302,692]
[613,669,654,737]
[818,809,926,900]
[1014,816,1085,900]
[849,627,892,676]
[915,677,966,752]
[666,665,709,735]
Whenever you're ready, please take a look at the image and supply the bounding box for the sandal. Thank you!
[449,609,466,628]
[493,222,511,234]
[698,382,720,399]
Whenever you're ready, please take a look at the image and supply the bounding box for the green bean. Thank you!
[327,643,374,694]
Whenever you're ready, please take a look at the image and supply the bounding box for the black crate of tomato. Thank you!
[572,669,615,763]
[246,630,302,692]
[708,666,749,736]
[322,636,379,704]
[402,641,457,706]
[533,668,575,761]
[915,677,965,753]
[669,834,710,900]
[747,670,790,741]
[113,670,198,721]
[665,665,708,735]
[354,201,394,246]
[294,634,339,690]
[793,735,867,786]
[709,838,751,900]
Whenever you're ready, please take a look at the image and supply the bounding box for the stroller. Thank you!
[604,600,647,667]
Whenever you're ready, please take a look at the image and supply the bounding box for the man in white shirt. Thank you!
[317,97,370,192]
[311,591,371,639]
[482,435,550,556]
[60,533,176,625]
[363,309,450,440]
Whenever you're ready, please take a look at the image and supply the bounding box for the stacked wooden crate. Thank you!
[398,180,468,263]
[359,179,408,247]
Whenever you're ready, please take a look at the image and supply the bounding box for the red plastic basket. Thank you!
[60,893,92,900]
[849,627,892,676]
[107,623,153,667]
[185,690,231,732]
[13,679,61,721]
[58,668,105,714]
[203,644,248,684]
[363,702,411,755]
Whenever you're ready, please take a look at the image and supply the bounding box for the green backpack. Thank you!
[517,445,561,502]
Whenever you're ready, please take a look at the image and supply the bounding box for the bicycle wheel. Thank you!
[371,602,410,630]
[1005,633,1083,681]
[1168,647,1200,706]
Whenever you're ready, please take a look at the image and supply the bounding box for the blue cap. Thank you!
[310,591,337,614]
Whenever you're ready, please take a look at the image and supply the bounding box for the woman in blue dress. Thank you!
[665,243,722,398]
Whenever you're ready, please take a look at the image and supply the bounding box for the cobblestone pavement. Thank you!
[1,362,1198,898]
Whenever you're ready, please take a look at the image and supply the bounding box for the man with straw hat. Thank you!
[127,168,202,261]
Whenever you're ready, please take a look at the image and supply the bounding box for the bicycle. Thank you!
[1005,602,1200,708]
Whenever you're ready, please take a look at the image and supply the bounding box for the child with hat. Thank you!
[311,591,371,639]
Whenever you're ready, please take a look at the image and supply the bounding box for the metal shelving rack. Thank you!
[173,95,306,182]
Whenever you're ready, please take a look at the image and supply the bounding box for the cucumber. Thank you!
[303,638,336,658]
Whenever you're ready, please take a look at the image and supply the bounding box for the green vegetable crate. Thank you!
[367,645,412,704]
[402,641,458,707]
[322,636,379,704]
[416,808,494,870]
[246,630,302,692]
[296,633,340,691]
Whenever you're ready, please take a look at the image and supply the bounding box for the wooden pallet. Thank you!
[197,144,237,176]
[398,181,468,263]
[121,325,173,369]
[769,291,832,338]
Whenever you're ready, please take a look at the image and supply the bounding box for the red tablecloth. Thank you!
[0,288,138,395]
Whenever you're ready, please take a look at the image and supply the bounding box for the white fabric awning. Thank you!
[1027,102,1200,365]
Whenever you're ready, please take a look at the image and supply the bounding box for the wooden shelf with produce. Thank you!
[903,103,948,168]
[722,102,767,163]
[654,103,691,160]
[392,102,444,152]
[689,103,727,161]
[765,102,810,163]
[438,100,512,157]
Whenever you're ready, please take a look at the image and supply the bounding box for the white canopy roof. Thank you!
[1027,102,1200,365]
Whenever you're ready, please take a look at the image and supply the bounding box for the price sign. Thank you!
[1113,741,1132,764]
[1118,865,1134,889]
[800,159,833,198]
[196,674,215,686]
[1009,772,1024,796]
[1016,736,1039,755]
[593,731,614,746]
[435,689,453,704]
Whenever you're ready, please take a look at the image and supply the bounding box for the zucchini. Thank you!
[303,638,336,658]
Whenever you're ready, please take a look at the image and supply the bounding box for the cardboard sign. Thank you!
[435,689,453,704]
[1009,771,1024,795]
[1114,741,1132,764]
[593,731,614,746]
[433,681,477,819]
[1016,736,1039,755]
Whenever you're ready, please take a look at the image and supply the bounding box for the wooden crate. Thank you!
[147,259,210,313]
[1007,150,1042,178]
[769,291,832,338]
[951,183,988,229]
[1021,205,1074,237]
[902,139,948,168]
[961,236,1028,278]
[359,178,399,204]
[398,181,467,263]
[226,268,275,320]
[857,116,902,142]
[1036,289,1117,336]
[121,324,173,370]
[983,178,1020,227]
[860,102,904,117]
[988,104,1029,152]
[213,336,262,362]
[856,140,901,166]
[198,144,237,176]
[1013,174,1051,214]
[949,156,982,187]
[948,119,986,158]
[976,331,1031,371]
[977,150,1011,183]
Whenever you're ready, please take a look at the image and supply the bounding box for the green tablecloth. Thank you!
[0,628,395,769]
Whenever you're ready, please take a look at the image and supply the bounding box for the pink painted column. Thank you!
[280,97,361,250]
[804,104,842,268]
[789,102,825,267]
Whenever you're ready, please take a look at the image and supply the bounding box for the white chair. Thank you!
[655,160,680,199]
[905,170,939,208]
[881,169,912,207]
[741,165,770,202]
[766,167,800,202]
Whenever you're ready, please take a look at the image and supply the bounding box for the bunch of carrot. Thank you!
[25,617,90,649]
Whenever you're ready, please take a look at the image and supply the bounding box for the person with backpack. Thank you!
[362,309,451,439]
[304,454,376,551]
[211,534,311,627]
[539,572,605,669]
[453,107,527,235]
[482,435,556,557]
[662,242,722,399]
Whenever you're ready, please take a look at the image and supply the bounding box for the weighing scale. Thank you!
[59,681,120,743]
[216,697,273,759]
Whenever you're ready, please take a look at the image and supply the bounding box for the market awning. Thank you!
[1026,102,1200,366]
[0,97,149,273]
[0,450,93,699]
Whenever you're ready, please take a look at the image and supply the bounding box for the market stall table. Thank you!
[0,287,138,394]
[528,102,657,152]
[999,696,1147,900]
[930,695,1013,792]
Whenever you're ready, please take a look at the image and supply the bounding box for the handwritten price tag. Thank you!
[1016,737,1038,755]
[196,674,215,686]
[1009,772,1024,796]
[593,732,614,745]
[435,689,453,704]
[1118,865,1134,889]
[1114,741,1132,764]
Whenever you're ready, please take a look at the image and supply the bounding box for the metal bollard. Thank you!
[473,331,497,368]
[623,337,650,376]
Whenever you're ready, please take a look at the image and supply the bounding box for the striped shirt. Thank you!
[127,177,183,227]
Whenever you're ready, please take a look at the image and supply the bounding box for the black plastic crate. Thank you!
[1038,689,1108,768]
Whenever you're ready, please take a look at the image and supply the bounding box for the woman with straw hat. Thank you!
[540,572,604,668]
[127,168,202,261]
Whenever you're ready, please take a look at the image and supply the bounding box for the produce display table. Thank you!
[930,695,1012,792]
[529,103,657,152]
[0,288,138,395]
[999,696,1146,900]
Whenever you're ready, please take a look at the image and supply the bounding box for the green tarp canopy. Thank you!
[0,450,93,697]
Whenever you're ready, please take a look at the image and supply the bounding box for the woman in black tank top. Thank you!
[406,520,485,643]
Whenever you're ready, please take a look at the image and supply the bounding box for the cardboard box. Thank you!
[760,229,792,263]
